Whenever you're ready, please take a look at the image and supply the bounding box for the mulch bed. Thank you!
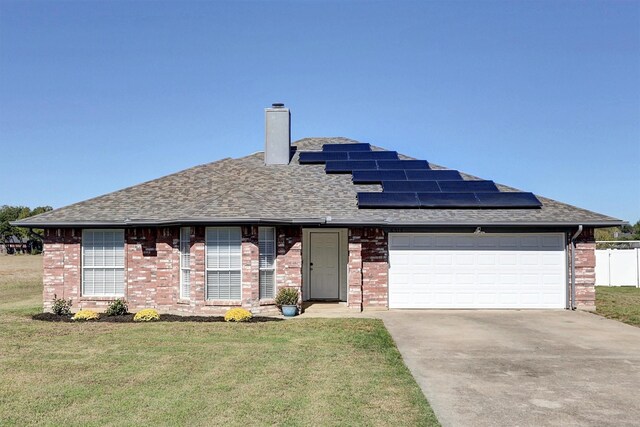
[32,313,282,323]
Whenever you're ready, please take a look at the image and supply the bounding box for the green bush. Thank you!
[51,294,72,316]
[274,288,299,306]
[106,298,128,316]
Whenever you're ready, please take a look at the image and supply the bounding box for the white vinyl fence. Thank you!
[595,244,640,287]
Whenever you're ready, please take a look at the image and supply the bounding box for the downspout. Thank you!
[570,225,583,310]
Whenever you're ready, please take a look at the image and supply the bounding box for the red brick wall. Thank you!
[41,226,283,316]
[125,227,180,312]
[574,227,596,311]
[348,227,389,310]
[42,228,81,312]
[347,231,363,310]
[276,226,302,308]
[42,226,592,314]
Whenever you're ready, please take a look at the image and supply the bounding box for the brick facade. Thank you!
[573,227,596,311]
[42,226,286,316]
[348,228,389,310]
[41,226,597,314]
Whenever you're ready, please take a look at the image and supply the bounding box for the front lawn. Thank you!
[596,286,640,327]
[0,255,438,426]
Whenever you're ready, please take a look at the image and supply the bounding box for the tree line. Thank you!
[0,205,53,254]
[595,220,640,241]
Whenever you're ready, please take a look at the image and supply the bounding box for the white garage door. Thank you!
[389,233,567,309]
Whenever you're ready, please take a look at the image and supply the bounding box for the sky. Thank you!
[1,0,638,223]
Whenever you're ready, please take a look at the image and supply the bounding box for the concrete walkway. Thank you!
[381,310,640,427]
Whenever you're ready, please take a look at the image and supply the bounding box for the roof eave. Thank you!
[9,217,330,228]
[11,218,626,229]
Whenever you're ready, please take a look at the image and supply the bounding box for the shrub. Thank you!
[274,288,299,306]
[224,308,253,322]
[51,294,72,316]
[106,298,128,316]
[72,309,99,321]
[133,308,160,322]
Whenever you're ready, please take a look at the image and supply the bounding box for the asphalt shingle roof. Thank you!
[14,137,622,228]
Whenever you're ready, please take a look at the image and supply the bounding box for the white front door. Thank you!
[309,232,340,299]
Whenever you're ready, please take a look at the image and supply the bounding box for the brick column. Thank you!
[276,226,302,306]
[155,227,179,311]
[191,226,206,306]
[348,229,363,311]
[574,227,596,311]
[242,226,260,311]
[361,227,389,310]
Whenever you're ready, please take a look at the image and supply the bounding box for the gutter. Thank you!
[570,225,584,310]
[10,217,330,228]
[10,218,626,229]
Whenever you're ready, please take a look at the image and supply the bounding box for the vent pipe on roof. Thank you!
[264,103,291,165]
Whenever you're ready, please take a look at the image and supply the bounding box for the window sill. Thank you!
[259,299,276,306]
[177,299,191,305]
[204,300,242,306]
[80,296,124,302]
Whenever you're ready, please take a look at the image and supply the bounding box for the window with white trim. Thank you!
[206,227,241,300]
[82,229,125,296]
[180,227,191,299]
[259,227,276,299]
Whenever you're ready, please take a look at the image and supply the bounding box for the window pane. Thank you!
[180,227,191,299]
[205,227,242,300]
[206,270,241,300]
[259,227,276,299]
[259,270,275,299]
[82,230,125,296]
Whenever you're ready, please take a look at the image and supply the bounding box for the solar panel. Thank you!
[438,180,499,192]
[298,142,540,210]
[475,192,542,207]
[405,170,463,180]
[382,181,441,192]
[325,160,378,173]
[323,143,371,152]
[418,193,480,207]
[357,192,420,208]
[348,151,399,160]
[376,160,430,170]
[351,170,408,183]
[298,152,348,164]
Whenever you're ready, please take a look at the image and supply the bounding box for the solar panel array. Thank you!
[298,143,542,209]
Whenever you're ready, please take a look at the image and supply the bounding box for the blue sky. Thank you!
[1,0,638,223]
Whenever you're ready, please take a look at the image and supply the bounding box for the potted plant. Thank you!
[275,288,299,317]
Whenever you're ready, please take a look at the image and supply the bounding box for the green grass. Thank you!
[0,255,439,426]
[0,254,42,315]
[596,286,640,327]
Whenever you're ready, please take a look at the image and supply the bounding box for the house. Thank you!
[12,104,624,314]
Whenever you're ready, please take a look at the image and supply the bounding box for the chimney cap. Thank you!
[271,103,285,108]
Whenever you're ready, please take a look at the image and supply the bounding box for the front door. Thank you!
[309,232,340,300]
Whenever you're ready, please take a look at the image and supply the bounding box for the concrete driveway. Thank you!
[381,310,640,427]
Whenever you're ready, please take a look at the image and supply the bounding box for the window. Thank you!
[180,227,191,299]
[259,227,276,299]
[206,227,241,300]
[82,230,125,296]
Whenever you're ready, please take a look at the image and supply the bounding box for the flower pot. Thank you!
[281,305,297,317]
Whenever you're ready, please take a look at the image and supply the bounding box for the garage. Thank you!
[388,233,567,309]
